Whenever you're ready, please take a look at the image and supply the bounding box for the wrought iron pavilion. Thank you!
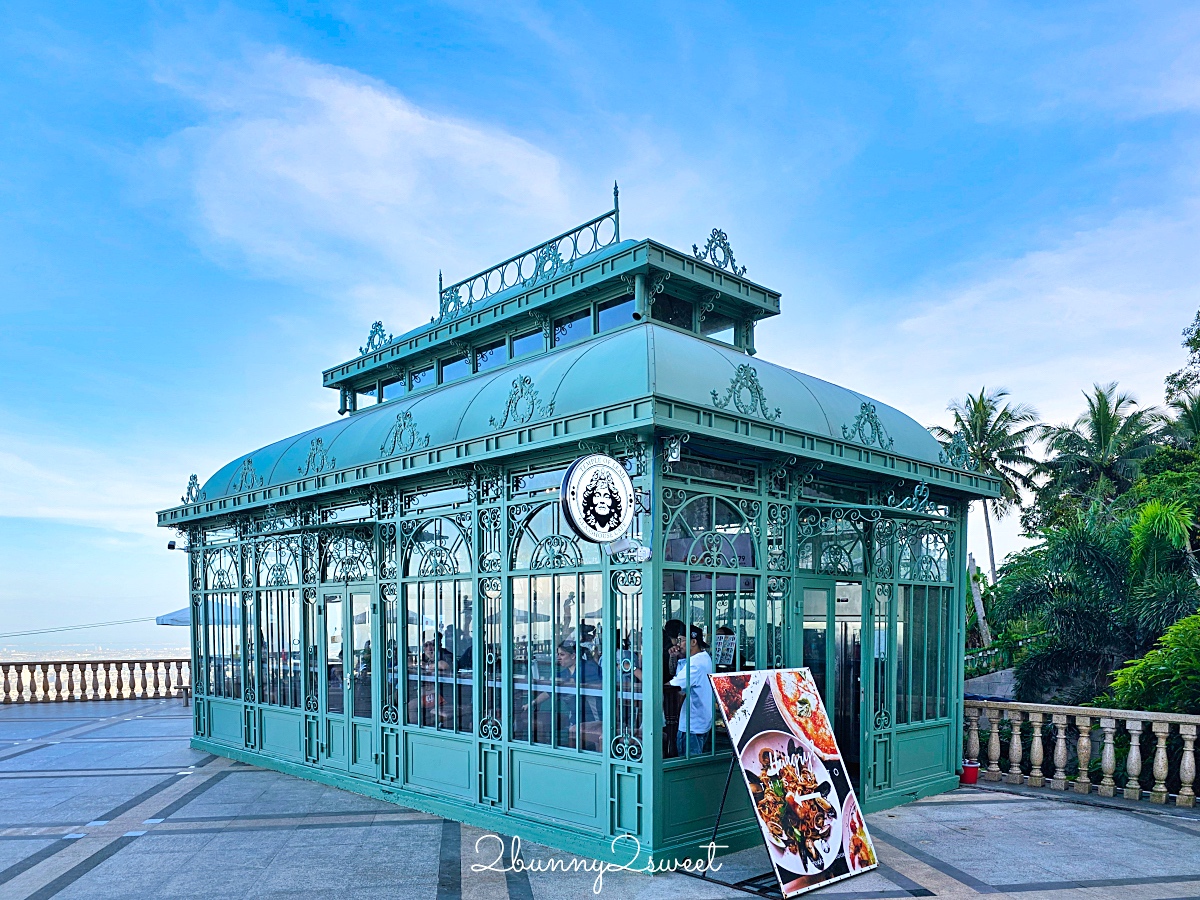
[158,192,999,866]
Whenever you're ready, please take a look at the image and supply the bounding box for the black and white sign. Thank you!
[560,454,636,544]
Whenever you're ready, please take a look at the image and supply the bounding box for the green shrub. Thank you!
[1102,614,1200,714]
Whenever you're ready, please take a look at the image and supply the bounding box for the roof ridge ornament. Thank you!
[181,474,206,505]
[360,321,394,355]
[380,410,431,457]
[939,431,978,470]
[229,458,264,493]
[843,401,895,451]
[490,375,555,430]
[298,437,336,476]
[711,364,781,421]
[693,228,747,277]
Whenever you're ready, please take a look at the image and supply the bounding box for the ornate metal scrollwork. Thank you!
[646,271,671,308]
[490,375,555,430]
[873,709,892,730]
[360,321,394,355]
[181,474,206,505]
[660,433,690,475]
[611,732,643,762]
[298,438,336,477]
[530,534,583,569]
[886,480,933,514]
[711,364,781,421]
[436,205,619,324]
[229,458,264,493]
[698,291,720,323]
[692,228,747,276]
[478,716,502,740]
[939,431,978,470]
[436,273,472,325]
[842,402,894,451]
[380,410,431,457]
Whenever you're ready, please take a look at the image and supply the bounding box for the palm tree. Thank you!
[1038,383,1159,505]
[1164,391,1200,449]
[932,388,1040,585]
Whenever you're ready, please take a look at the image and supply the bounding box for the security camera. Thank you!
[167,540,189,551]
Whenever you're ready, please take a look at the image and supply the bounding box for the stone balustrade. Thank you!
[0,659,191,703]
[965,699,1198,808]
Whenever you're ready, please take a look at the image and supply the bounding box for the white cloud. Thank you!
[150,48,579,326]
[0,423,184,536]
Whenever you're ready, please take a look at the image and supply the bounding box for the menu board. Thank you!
[709,668,877,897]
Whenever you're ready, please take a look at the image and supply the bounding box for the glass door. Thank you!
[795,578,862,782]
[319,587,377,775]
[319,590,348,769]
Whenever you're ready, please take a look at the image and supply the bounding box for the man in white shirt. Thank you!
[668,625,714,756]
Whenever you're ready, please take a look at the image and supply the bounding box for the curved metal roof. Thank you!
[198,323,944,503]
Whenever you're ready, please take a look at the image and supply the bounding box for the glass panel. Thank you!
[440,354,471,384]
[305,592,319,709]
[512,575,554,745]
[357,385,378,407]
[475,339,506,373]
[410,365,434,392]
[381,376,404,401]
[511,577,531,741]
[511,502,600,569]
[453,580,473,732]
[350,592,371,718]
[874,583,891,728]
[551,573,603,751]
[553,308,591,347]
[511,329,542,359]
[325,594,344,715]
[699,311,736,343]
[206,591,242,699]
[613,569,643,762]
[381,585,400,725]
[651,294,694,330]
[597,295,635,333]
[259,589,301,708]
[803,587,828,704]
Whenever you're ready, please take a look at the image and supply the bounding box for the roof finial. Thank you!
[613,181,620,240]
[438,269,443,293]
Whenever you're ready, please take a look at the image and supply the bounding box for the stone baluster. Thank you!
[965,706,981,766]
[1028,712,1046,787]
[1051,714,1069,790]
[0,663,10,702]
[68,663,80,701]
[1074,715,1093,793]
[1178,725,1196,808]
[985,712,1003,781]
[39,664,50,702]
[1124,720,1144,800]
[1006,710,1024,784]
[1098,718,1118,797]
[1150,722,1171,804]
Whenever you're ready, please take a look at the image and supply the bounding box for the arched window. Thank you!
[660,493,759,761]
[255,537,301,708]
[320,528,376,582]
[510,502,600,570]
[401,516,473,734]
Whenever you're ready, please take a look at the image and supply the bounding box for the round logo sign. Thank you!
[560,454,636,544]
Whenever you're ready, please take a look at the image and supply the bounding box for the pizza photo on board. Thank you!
[710,667,878,897]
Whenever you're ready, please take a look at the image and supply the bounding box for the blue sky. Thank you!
[3,2,1199,652]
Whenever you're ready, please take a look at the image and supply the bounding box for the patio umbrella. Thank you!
[156,607,190,626]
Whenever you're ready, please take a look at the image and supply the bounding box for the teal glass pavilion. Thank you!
[158,193,999,865]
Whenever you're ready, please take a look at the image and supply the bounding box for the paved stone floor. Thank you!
[1,700,1199,900]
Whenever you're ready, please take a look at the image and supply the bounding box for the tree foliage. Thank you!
[1101,615,1200,715]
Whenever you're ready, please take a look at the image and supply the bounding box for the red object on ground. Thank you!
[960,761,980,785]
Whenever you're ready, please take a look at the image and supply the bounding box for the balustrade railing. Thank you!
[965,699,1198,808]
[0,659,191,703]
